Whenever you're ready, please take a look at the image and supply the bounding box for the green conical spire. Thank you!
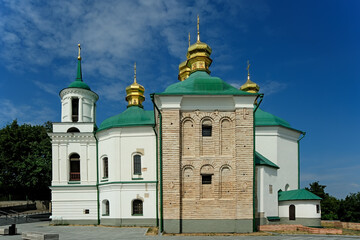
[67,44,91,90]
[76,44,82,81]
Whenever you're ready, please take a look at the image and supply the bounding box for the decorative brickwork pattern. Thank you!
[161,109,254,222]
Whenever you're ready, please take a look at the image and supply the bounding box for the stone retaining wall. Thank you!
[259,224,342,234]
[322,220,360,230]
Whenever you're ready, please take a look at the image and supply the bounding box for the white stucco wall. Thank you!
[60,88,98,123]
[96,126,156,182]
[279,200,321,218]
[50,133,97,186]
[256,126,301,193]
[257,166,278,217]
[99,183,156,219]
[51,187,97,221]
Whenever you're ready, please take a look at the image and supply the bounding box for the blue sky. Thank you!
[0,0,359,199]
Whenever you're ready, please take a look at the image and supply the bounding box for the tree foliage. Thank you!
[306,181,360,222]
[306,181,340,220]
[0,120,52,200]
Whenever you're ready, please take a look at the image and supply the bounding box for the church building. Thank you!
[49,20,321,233]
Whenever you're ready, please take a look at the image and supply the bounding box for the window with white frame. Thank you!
[133,154,141,175]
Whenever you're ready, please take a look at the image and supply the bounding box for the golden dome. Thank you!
[125,63,145,108]
[240,61,260,93]
[178,15,213,80]
[178,60,191,81]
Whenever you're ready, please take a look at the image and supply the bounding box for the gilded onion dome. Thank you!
[240,61,260,93]
[187,15,212,74]
[125,63,145,108]
[178,16,212,81]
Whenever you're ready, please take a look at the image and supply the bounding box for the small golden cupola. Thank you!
[178,15,212,81]
[240,61,260,93]
[187,15,212,74]
[125,62,145,108]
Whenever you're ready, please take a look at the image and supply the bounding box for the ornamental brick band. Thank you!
[258,224,342,234]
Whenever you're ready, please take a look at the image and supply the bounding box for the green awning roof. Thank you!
[255,151,279,169]
[278,189,322,201]
[98,106,154,132]
[156,71,258,96]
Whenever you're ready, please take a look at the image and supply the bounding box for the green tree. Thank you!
[306,181,340,220]
[338,192,360,222]
[0,120,52,200]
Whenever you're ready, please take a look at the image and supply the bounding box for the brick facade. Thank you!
[161,108,254,232]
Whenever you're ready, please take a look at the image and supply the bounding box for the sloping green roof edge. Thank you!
[155,71,258,96]
[255,151,279,169]
[97,106,154,132]
[278,189,322,201]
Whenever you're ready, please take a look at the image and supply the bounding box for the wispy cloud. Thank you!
[0,99,56,127]
[33,80,58,96]
[260,80,287,95]
[0,0,270,83]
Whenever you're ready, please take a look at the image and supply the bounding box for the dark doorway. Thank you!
[289,204,296,220]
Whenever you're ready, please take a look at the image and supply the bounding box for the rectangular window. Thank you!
[103,158,108,179]
[202,175,212,184]
[133,155,141,175]
[72,98,79,122]
[202,125,212,137]
[316,204,320,213]
[84,209,90,214]
[269,184,273,194]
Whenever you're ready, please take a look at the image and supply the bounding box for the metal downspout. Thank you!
[151,94,163,233]
[152,123,159,228]
[253,94,263,232]
[94,133,100,225]
[297,132,306,189]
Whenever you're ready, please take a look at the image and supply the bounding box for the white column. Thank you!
[68,97,72,122]
[79,97,83,122]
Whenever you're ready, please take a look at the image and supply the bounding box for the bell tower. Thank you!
[59,44,99,124]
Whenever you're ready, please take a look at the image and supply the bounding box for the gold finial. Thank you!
[197,15,200,42]
[78,44,81,60]
[126,63,145,108]
[188,32,191,47]
[240,60,260,93]
[247,60,250,77]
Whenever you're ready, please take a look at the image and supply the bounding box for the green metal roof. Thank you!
[255,151,279,169]
[68,80,91,90]
[67,58,91,90]
[97,106,154,132]
[157,71,257,96]
[255,108,291,128]
[278,189,322,201]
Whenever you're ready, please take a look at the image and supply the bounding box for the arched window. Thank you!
[202,119,212,137]
[285,184,290,191]
[103,157,108,179]
[132,199,143,215]
[67,127,80,133]
[289,204,296,220]
[69,153,80,181]
[102,200,109,216]
[72,98,79,122]
[133,155,141,175]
